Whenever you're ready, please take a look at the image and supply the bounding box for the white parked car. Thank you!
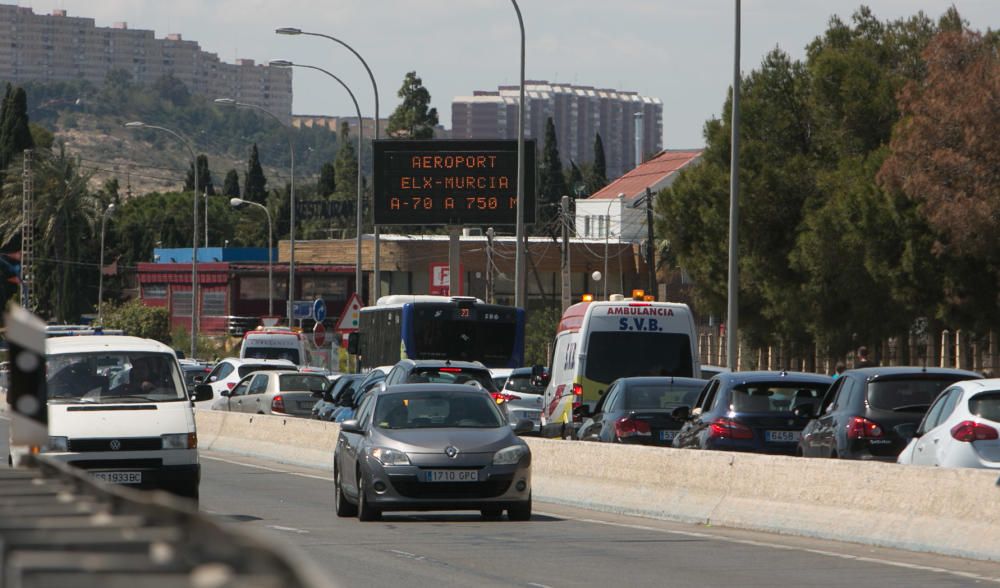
[210,370,329,417]
[897,378,1000,469]
[198,357,296,408]
[495,367,547,434]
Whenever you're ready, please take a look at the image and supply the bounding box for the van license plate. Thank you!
[423,470,478,482]
[92,471,142,484]
[765,431,800,443]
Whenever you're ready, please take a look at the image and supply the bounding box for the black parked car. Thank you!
[577,377,705,445]
[672,371,833,455]
[797,366,982,461]
[313,374,363,421]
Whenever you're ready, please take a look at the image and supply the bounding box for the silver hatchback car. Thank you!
[334,383,533,521]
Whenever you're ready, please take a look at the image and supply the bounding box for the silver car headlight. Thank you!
[371,447,411,466]
[46,436,69,452]
[492,445,528,465]
[162,433,198,449]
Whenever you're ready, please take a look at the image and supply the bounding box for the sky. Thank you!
[13,0,999,149]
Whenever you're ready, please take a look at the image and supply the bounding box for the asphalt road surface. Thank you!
[3,415,1000,587]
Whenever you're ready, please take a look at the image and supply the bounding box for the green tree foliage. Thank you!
[151,73,191,108]
[586,133,608,194]
[317,162,336,197]
[101,298,171,342]
[387,71,439,139]
[536,117,567,232]
[0,85,35,171]
[184,154,216,195]
[244,143,267,203]
[222,169,240,197]
[524,307,560,366]
[566,161,586,197]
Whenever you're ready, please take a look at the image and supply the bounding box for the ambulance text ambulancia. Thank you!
[541,294,700,438]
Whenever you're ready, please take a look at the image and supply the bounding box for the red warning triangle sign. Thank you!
[334,293,364,332]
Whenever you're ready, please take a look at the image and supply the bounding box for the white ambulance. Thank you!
[239,327,309,367]
[540,295,700,438]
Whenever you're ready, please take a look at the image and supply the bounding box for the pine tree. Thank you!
[334,122,358,201]
[387,71,439,139]
[566,160,586,196]
[222,169,240,197]
[184,154,216,195]
[243,143,268,203]
[0,85,34,171]
[317,162,336,197]
[537,117,566,229]
[586,133,608,194]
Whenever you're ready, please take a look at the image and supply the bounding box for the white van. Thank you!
[540,297,700,438]
[12,335,209,501]
[240,327,309,367]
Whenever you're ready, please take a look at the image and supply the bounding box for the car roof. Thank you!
[403,359,488,370]
[225,357,297,366]
[615,376,707,387]
[714,370,834,385]
[378,383,492,396]
[238,369,300,378]
[47,335,175,356]
[941,377,1000,392]
[843,366,983,380]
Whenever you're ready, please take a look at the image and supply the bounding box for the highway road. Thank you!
[3,416,1000,587]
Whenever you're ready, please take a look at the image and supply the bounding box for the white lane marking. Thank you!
[527,583,554,588]
[389,549,425,561]
[266,524,310,535]
[537,511,1000,584]
[201,454,334,481]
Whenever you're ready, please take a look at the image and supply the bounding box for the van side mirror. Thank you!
[193,384,214,402]
[347,332,359,355]
[671,406,691,420]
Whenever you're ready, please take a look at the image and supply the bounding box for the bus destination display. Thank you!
[373,139,536,225]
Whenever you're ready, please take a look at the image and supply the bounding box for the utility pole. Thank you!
[560,195,571,311]
[645,187,656,298]
[20,150,33,309]
[486,227,495,304]
[726,0,742,371]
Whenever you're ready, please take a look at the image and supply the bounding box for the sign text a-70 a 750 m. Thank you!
[372,139,536,226]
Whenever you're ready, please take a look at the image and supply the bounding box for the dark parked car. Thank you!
[577,377,705,445]
[333,367,390,423]
[333,384,533,521]
[384,359,499,392]
[672,371,833,455]
[797,366,982,461]
[313,374,363,421]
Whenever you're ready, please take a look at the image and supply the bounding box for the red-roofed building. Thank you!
[576,149,702,242]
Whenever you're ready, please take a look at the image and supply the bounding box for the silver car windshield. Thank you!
[47,351,187,403]
[374,391,505,429]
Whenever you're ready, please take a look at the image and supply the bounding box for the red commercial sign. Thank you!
[429,263,463,296]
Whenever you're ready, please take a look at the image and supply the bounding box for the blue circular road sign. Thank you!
[313,298,327,322]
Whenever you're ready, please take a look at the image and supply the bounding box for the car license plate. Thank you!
[512,411,539,422]
[659,430,676,441]
[423,470,479,482]
[765,430,800,443]
[91,471,142,484]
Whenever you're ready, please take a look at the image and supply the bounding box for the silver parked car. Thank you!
[334,383,534,521]
[211,370,328,417]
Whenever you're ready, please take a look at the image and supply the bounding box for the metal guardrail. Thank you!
[0,455,329,588]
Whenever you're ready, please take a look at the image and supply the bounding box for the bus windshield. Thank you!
[410,310,517,367]
[584,331,693,384]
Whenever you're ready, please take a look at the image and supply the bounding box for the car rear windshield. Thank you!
[404,367,498,392]
[729,383,828,413]
[504,374,544,394]
[585,332,693,384]
[279,374,329,393]
[244,347,301,365]
[374,391,505,429]
[624,384,703,410]
[969,392,1000,422]
[867,378,959,412]
[238,364,291,378]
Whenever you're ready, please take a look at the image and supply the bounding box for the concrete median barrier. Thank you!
[192,410,1000,561]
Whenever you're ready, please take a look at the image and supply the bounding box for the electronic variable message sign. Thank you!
[373,139,535,225]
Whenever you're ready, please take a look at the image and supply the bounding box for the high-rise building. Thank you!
[452,81,662,180]
[0,5,292,122]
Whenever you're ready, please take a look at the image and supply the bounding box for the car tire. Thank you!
[357,471,381,522]
[334,463,357,518]
[507,495,532,521]
[480,506,503,521]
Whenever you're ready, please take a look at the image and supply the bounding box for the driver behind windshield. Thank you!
[109,355,167,396]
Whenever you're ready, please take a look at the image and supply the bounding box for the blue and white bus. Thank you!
[354,295,525,370]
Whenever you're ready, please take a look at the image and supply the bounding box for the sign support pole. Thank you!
[448,225,461,296]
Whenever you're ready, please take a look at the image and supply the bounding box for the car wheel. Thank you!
[357,470,381,522]
[507,495,532,521]
[334,462,357,517]
[480,506,503,521]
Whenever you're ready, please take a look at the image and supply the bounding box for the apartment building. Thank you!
[452,81,663,180]
[0,5,292,121]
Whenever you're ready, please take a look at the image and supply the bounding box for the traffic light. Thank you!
[0,251,22,284]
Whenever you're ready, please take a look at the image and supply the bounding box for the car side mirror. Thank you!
[193,384,214,402]
[671,406,691,420]
[793,404,815,419]
[513,419,534,435]
[219,389,232,398]
[347,332,359,355]
[895,423,920,440]
[340,419,365,434]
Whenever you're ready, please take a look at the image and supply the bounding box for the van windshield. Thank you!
[244,347,301,364]
[47,352,186,403]
[585,332,693,384]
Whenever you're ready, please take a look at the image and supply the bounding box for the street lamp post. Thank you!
[230,198,274,315]
[511,0,527,310]
[214,98,295,324]
[125,121,199,359]
[97,203,115,324]
[275,27,382,301]
[269,60,365,303]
